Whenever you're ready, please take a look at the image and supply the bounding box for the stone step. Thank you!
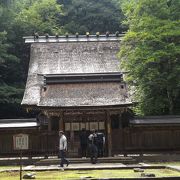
[35,157,137,166]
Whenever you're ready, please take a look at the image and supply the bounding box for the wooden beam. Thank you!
[63,110,105,115]
[106,110,112,157]
[28,105,132,113]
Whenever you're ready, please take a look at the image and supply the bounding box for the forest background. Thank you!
[0,0,179,118]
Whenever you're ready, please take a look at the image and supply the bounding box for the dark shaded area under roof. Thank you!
[44,72,123,84]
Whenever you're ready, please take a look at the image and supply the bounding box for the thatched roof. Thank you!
[39,82,129,107]
[22,35,132,107]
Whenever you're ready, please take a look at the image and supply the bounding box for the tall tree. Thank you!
[57,0,125,34]
[119,0,180,115]
[14,0,63,35]
[0,0,63,118]
[0,4,24,118]
[12,0,63,81]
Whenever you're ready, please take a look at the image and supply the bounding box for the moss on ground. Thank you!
[0,169,180,180]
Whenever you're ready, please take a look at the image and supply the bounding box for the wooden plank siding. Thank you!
[0,130,58,157]
[112,127,180,155]
[1,126,180,157]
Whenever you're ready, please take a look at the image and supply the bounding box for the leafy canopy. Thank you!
[15,0,63,35]
[57,0,125,34]
[119,0,180,115]
[0,0,63,118]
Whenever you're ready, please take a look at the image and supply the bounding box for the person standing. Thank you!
[96,132,105,157]
[88,129,98,164]
[79,128,88,158]
[59,130,69,167]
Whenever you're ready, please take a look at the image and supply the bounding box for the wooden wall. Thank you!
[111,126,180,155]
[0,130,59,157]
[1,126,180,157]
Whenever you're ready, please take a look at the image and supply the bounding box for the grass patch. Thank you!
[0,169,180,179]
[0,166,18,170]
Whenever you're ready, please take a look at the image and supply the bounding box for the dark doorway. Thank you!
[51,116,59,131]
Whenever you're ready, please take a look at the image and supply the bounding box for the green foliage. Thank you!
[0,0,126,118]
[0,31,8,65]
[57,0,125,34]
[14,0,63,35]
[0,31,20,83]
[0,0,63,118]
[0,85,24,104]
[119,0,180,115]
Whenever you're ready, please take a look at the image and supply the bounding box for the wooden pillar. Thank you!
[46,116,51,158]
[106,110,112,157]
[140,128,143,161]
[59,111,64,131]
[48,117,51,131]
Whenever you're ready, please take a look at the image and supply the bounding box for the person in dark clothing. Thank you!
[79,128,88,158]
[96,132,105,157]
[88,129,98,164]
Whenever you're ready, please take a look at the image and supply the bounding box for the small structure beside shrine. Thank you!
[0,118,39,156]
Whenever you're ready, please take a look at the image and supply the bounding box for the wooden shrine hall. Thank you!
[21,34,133,157]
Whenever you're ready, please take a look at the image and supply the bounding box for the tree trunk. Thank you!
[167,88,174,115]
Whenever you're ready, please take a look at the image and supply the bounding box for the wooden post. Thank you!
[106,110,112,157]
[59,111,64,131]
[20,150,22,180]
[140,129,143,161]
[48,117,51,131]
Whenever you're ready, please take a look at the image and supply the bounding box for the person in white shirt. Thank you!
[59,130,69,167]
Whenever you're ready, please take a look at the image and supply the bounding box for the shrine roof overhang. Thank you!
[23,102,133,112]
[130,116,180,127]
[0,118,39,129]
[26,81,132,107]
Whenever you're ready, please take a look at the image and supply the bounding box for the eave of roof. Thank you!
[130,116,180,126]
[22,104,133,113]
[38,82,131,107]
[0,118,39,128]
[37,102,133,108]
[0,122,39,128]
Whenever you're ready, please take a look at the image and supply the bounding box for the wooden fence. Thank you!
[1,126,180,157]
[112,126,180,155]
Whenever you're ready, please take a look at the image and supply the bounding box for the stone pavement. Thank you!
[166,165,180,172]
[0,162,157,172]
[1,154,180,173]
